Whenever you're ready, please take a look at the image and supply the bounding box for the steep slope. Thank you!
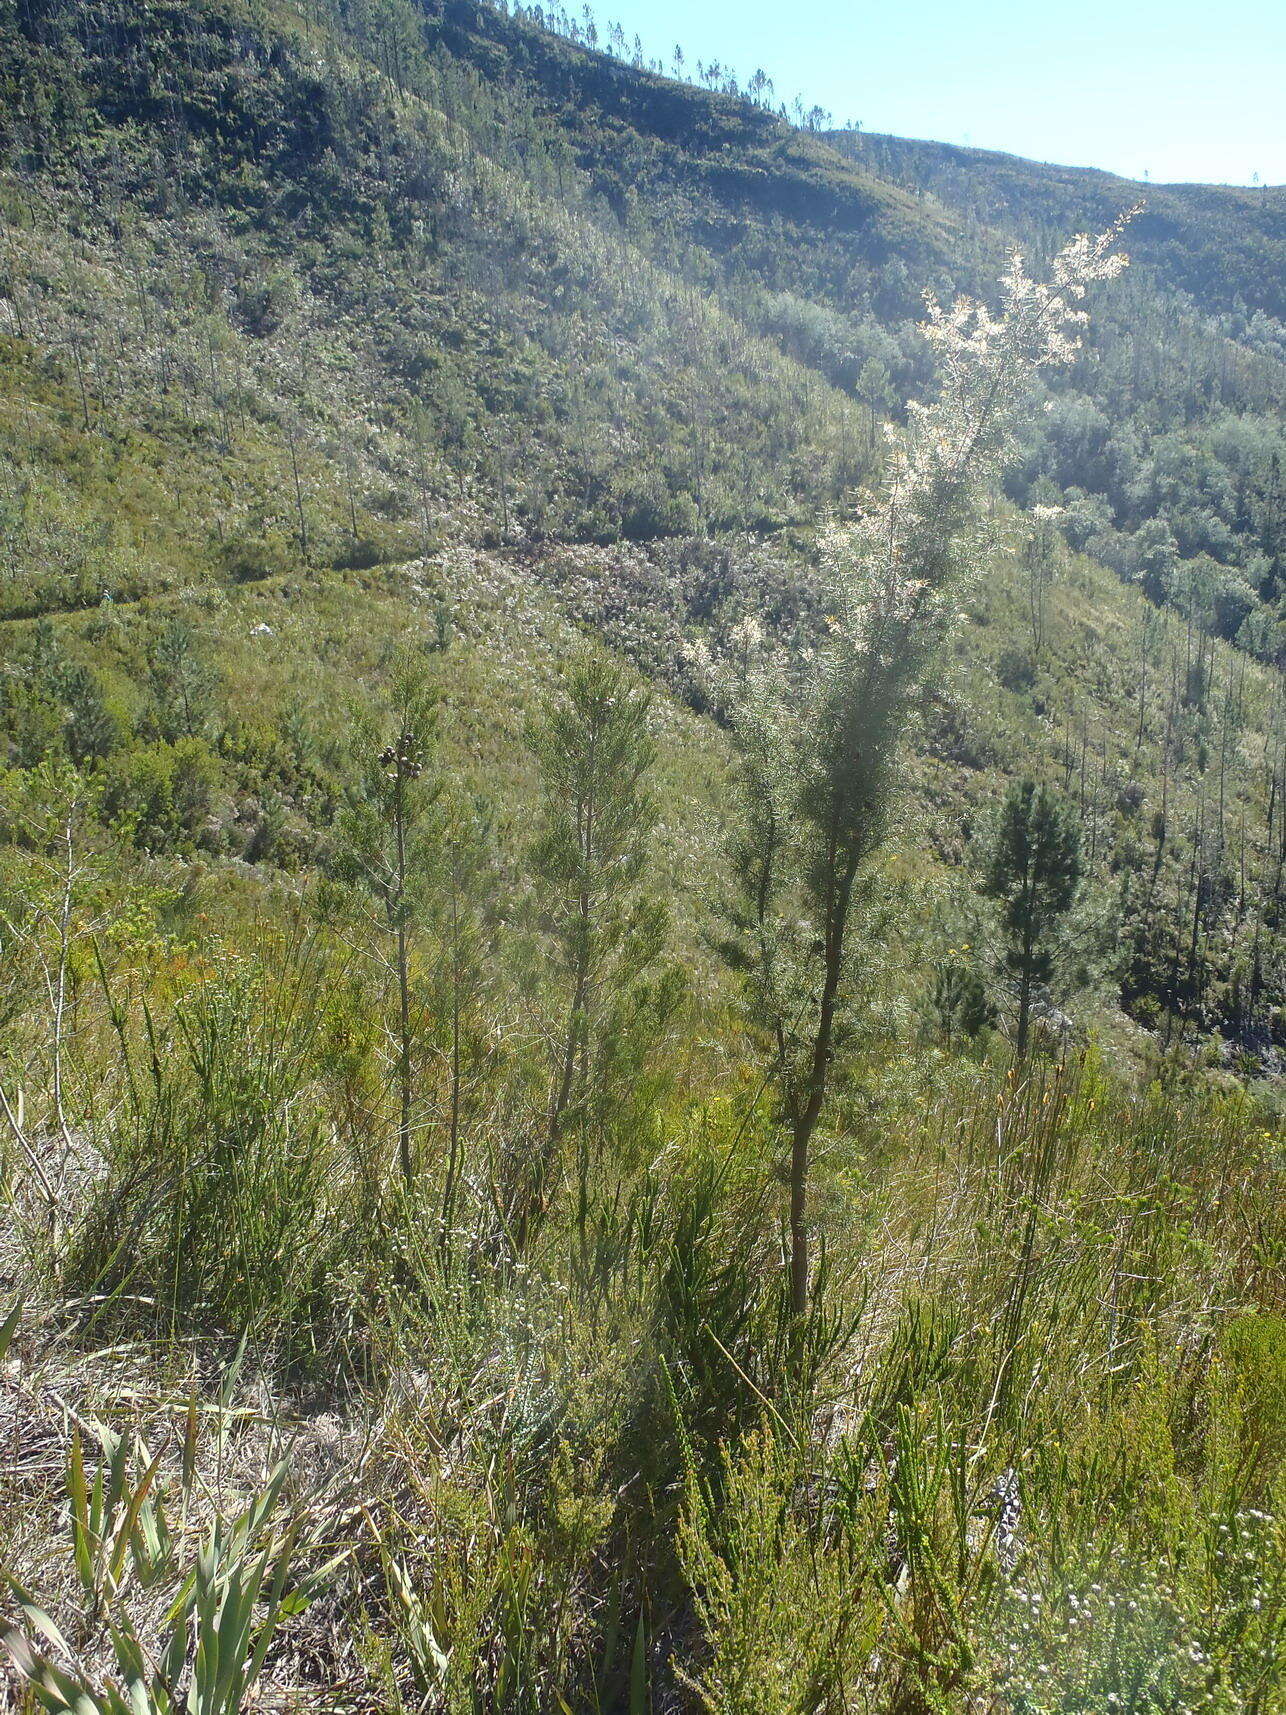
[0,0,878,559]
[1,0,1284,1061]
[821,128,1286,670]
[827,129,1286,319]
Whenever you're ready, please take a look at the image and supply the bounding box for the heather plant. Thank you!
[674,1054,1286,1713]
[370,1448,618,1715]
[677,1426,882,1715]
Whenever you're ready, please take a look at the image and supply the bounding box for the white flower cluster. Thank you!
[821,219,1132,658]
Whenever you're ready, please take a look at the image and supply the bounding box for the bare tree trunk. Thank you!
[71,339,92,432]
[393,764,412,1187]
[287,424,309,565]
[1017,964,1033,1059]
[441,847,464,1259]
[550,951,588,1150]
[787,849,857,1318]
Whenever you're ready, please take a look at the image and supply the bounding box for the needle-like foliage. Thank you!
[726,225,1131,1314]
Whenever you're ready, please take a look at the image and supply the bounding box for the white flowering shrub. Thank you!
[724,224,1131,1312]
[990,1504,1286,1714]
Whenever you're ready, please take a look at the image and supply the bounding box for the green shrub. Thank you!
[1216,1310,1286,1475]
[63,938,353,1359]
[101,738,219,850]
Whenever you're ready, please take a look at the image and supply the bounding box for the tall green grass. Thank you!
[3,896,1284,1708]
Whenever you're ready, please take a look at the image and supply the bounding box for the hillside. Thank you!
[829,128,1286,318]
[2,2,1286,1710]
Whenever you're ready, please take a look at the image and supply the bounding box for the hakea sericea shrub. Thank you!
[719,222,1132,1314]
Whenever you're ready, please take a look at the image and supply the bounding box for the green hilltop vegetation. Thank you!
[1,1,1285,1710]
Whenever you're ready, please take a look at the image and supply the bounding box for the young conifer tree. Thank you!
[334,658,440,1188]
[984,777,1083,1056]
[727,226,1129,1316]
[527,651,667,1170]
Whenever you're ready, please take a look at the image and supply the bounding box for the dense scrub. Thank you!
[2,0,1286,1707]
[4,911,1285,1708]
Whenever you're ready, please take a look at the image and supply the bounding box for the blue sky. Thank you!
[582,0,1286,186]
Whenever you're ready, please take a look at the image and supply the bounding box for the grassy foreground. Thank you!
[2,897,1285,1711]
